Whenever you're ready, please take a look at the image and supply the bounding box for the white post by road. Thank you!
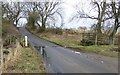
[25,36,28,47]
[41,46,43,55]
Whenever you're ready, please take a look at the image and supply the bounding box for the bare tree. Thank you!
[72,0,109,34]
[2,1,64,31]
[71,0,115,45]
[108,1,120,45]
[2,2,25,26]
[34,1,63,31]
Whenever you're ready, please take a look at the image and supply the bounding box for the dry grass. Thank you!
[4,45,46,73]
[29,28,118,57]
[2,21,46,73]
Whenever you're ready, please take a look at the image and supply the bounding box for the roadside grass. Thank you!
[69,45,118,57]
[28,28,118,57]
[2,21,46,73]
[42,37,118,57]
[5,45,46,73]
[14,46,46,73]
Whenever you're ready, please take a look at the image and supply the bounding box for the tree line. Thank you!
[2,1,63,30]
[2,0,120,45]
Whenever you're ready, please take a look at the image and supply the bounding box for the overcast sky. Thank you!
[62,0,97,29]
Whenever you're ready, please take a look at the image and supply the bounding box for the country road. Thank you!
[19,27,118,73]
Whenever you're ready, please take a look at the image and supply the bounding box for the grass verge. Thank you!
[27,28,118,57]
[5,45,46,73]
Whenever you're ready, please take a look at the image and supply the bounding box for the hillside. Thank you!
[2,20,20,38]
[2,20,46,73]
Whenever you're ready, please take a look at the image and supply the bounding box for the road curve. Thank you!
[19,27,118,73]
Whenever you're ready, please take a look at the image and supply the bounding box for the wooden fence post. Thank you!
[0,40,3,74]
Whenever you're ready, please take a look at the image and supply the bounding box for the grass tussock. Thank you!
[4,46,46,73]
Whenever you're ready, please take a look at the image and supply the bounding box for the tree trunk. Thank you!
[95,21,102,45]
[97,19,102,34]
[109,26,118,45]
[109,34,114,45]
[41,22,46,31]
[41,17,46,32]
[32,20,36,29]
[15,19,19,26]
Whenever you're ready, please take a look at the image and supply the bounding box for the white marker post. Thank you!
[25,36,28,47]
[41,46,43,55]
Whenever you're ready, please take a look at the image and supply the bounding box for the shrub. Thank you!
[53,28,63,35]
[80,39,94,46]
[45,28,63,35]
[64,29,78,34]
